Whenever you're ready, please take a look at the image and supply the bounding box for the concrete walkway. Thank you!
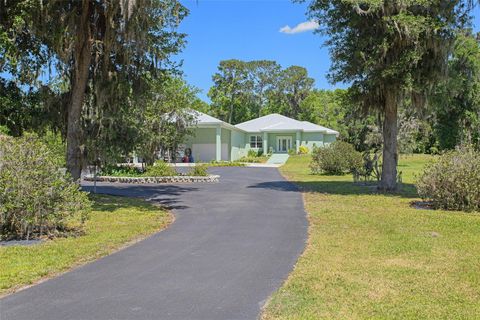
[0,167,307,320]
[266,153,290,165]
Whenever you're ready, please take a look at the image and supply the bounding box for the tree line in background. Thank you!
[203,30,480,155]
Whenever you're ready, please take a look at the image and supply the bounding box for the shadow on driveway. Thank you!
[83,183,199,210]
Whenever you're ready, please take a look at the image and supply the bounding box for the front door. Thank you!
[276,136,292,153]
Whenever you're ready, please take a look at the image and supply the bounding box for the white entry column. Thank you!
[263,132,268,154]
[296,131,301,153]
[216,126,221,161]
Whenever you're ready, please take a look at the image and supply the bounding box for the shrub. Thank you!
[208,161,245,167]
[298,145,309,154]
[189,164,208,176]
[39,130,66,167]
[101,164,143,177]
[248,149,262,157]
[416,148,480,212]
[0,125,9,135]
[237,156,268,163]
[146,160,177,177]
[310,141,363,175]
[0,134,91,240]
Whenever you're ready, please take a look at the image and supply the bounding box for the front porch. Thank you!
[257,131,301,154]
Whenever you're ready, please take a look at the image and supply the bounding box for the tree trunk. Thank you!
[379,91,398,192]
[66,1,91,181]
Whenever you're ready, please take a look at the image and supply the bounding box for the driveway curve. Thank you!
[0,167,307,320]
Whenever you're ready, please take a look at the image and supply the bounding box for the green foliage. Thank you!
[208,59,255,124]
[247,149,261,157]
[100,165,143,177]
[265,65,315,119]
[1,0,188,179]
[310,141,363,175]
[352,151,383,183]
[306,0,473,190]
[145,160,177,177]
[188,164,208,176]
[0,134,91,240]
[237,156,269,163]
[288,148,296,155]
[208,161,245,167]
[298,145,309,154]
[38,130,66,167]
[298,89,346,136]
[397,109,435,154]
[135,76,199,165]
[431,31,480,151]
[0,79,52,137]
[208,60,314,124]
[0,125,9,135]
[417,147,480,212]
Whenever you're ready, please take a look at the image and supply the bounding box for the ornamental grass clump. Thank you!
[0,134,91,240]
[416,148,480,212]
[188,164,208,176]
[310,141,363,175]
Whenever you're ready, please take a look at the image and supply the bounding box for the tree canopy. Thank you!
[0,0,187,179]
[207,59,315,124]
[304,0,474,191]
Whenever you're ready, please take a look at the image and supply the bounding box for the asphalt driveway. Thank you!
[0,167,307,320]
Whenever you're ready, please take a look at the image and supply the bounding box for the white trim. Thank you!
[249,134,263,149]
[276,136,292,153]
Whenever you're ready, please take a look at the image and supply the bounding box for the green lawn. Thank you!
[263,154,480,320]
[0,194,172,296]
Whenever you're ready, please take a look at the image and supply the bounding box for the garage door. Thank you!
[192,144,229,162]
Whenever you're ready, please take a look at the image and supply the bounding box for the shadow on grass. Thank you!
[248,180,418,199]
[82,184,199,211]
[89,194,154,212]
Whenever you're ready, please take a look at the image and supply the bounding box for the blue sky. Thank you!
[176,0,480,102]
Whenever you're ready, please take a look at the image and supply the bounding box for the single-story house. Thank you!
[182,112,339,162]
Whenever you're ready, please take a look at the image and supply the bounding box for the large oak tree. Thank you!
[304,0,474,191]
[0,0,187,180]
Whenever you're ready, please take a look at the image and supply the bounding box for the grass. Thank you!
[262,154,480,320]
[0,194,172,296]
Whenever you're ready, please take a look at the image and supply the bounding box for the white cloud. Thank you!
[279,20,319,34]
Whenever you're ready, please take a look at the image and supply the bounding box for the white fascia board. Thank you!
[260,129,301,133]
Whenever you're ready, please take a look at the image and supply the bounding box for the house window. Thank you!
[250,135,263,148]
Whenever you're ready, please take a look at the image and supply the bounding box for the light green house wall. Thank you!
[231,130,247,161]
[300,132,324,150]
[184,127,337,162]
[185,128,216,144]
[323,134,337,145]
[221,128,230,144]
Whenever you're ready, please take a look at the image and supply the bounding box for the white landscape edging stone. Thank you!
[84,174,219,184]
